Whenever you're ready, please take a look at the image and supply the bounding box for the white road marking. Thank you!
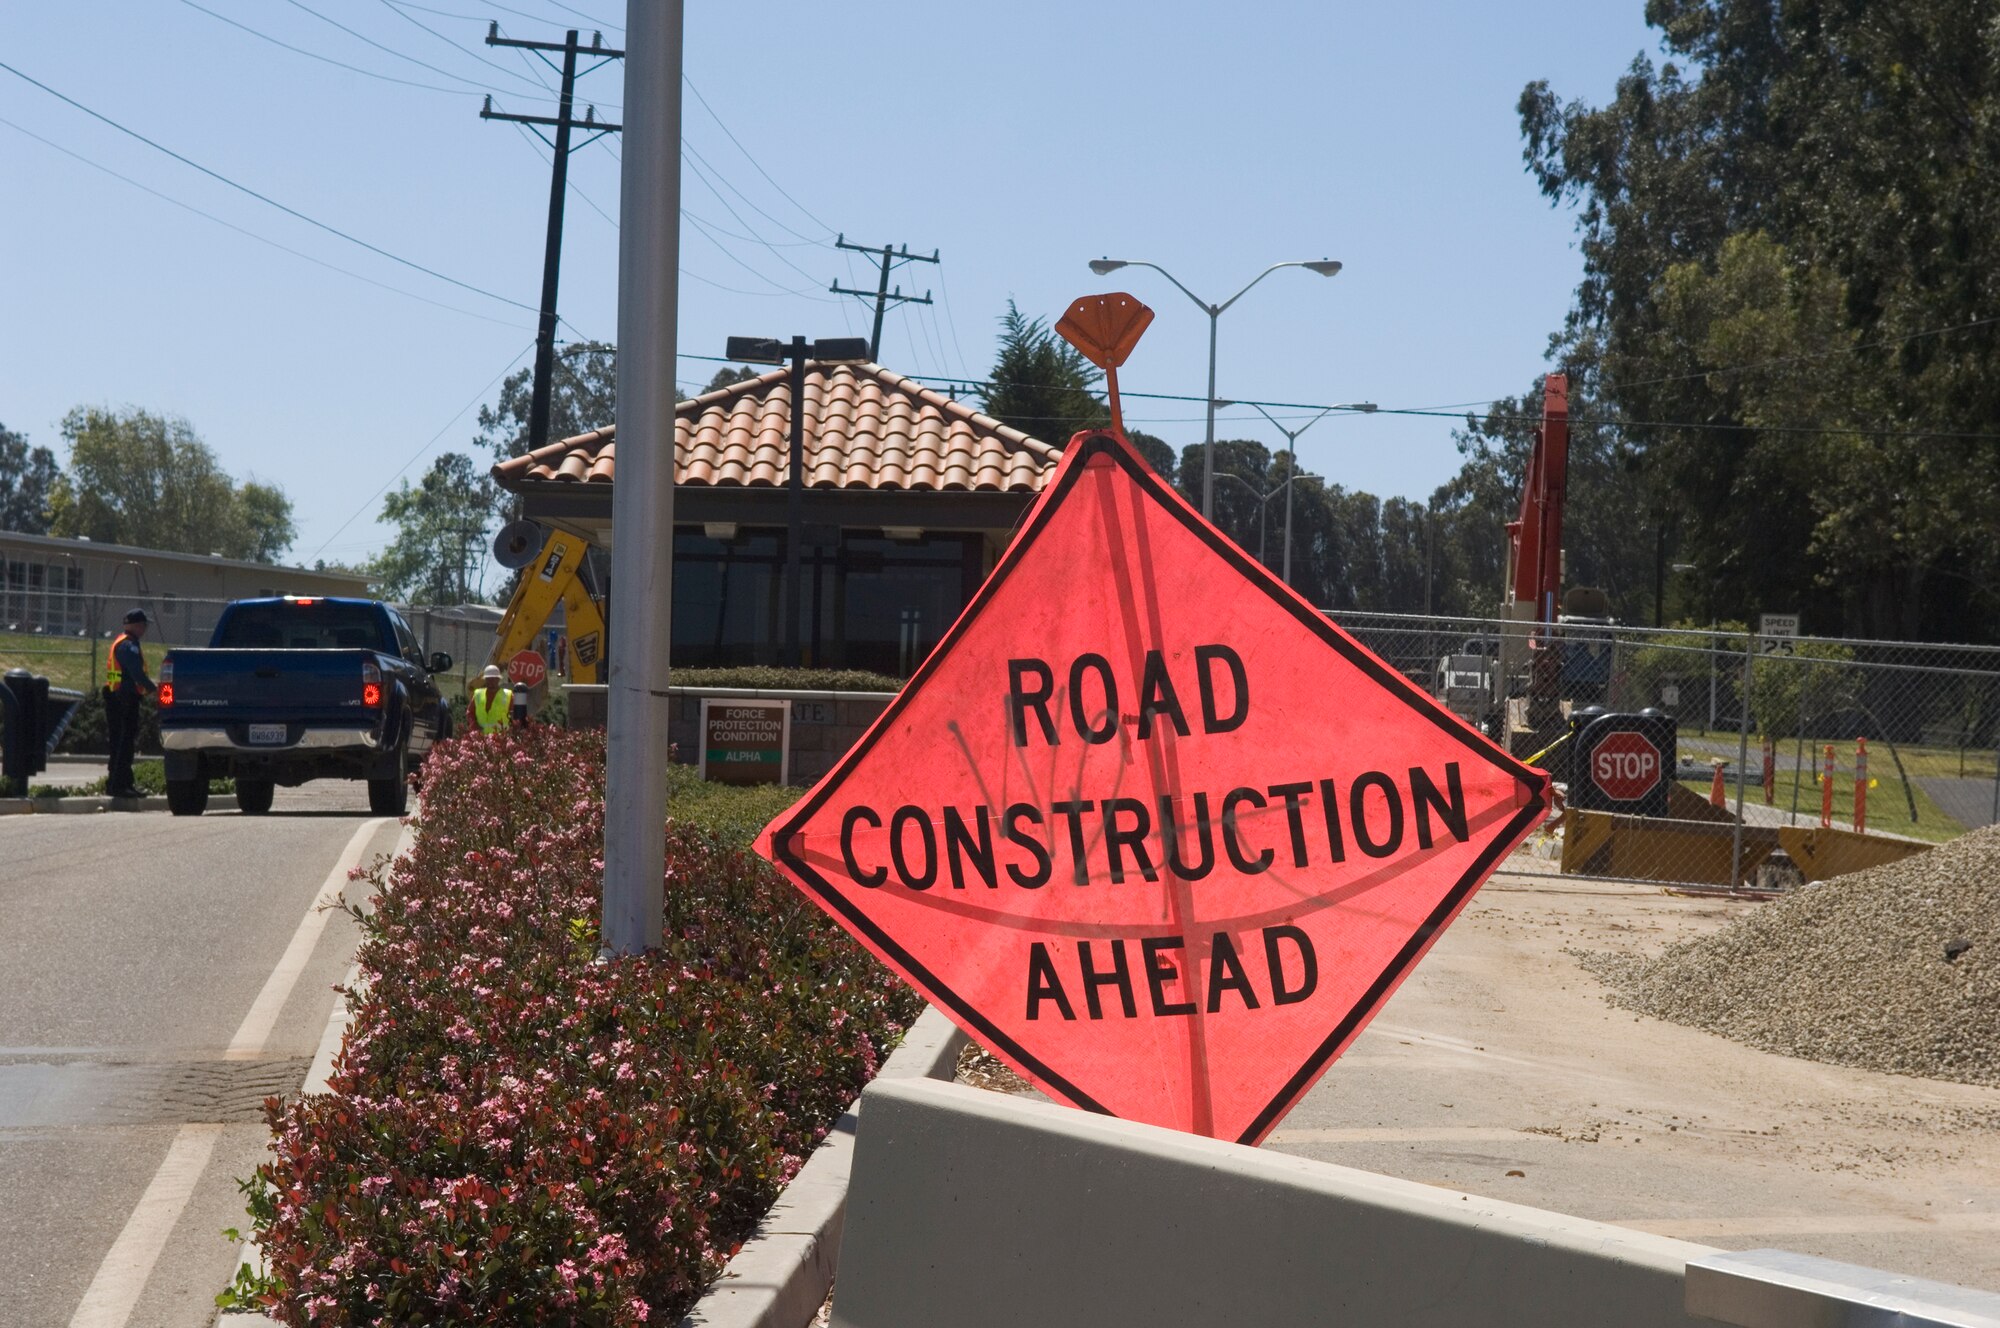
[65,1124,223,1328]
[1267,1126,1529,1145]
[223,817,389,1061]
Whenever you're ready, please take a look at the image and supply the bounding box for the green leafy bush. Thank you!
[52,691,162,756]
[671,666,902,694]
[244,725,919,1325]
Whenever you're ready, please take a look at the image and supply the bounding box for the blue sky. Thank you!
[0,1,1663,576]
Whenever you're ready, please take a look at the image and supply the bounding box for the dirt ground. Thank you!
[1267,849,2000,1291]
[957,845,2000,1292]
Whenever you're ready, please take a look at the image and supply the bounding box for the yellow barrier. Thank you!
[1774,826,1930,883]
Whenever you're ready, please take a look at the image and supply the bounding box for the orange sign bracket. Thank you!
[1055,292,1154,437]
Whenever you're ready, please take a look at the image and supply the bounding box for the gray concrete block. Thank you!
[833,1077,1719,1328]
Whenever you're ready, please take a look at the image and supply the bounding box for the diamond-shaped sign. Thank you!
[756,431,1547,1144]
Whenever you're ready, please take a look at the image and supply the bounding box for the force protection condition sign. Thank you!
[755,431,1547,1145]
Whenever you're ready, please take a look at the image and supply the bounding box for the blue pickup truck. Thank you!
[158,597,454,817]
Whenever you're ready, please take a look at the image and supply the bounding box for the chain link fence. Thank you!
[0,592,504,700]
[1331,610,2000,891]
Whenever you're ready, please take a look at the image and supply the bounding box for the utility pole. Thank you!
[481,26,623,454]
[830,235,938,361]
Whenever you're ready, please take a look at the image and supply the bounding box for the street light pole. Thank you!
[1088,257,1341,521]
[602,0,682,957]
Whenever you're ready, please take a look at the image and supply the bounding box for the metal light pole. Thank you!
[723,335,871,666]
[1213,467,1320,584]
[1089,257,1342,520]
[601,0,682,957]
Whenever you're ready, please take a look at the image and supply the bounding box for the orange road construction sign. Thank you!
[755,430,1548,1145]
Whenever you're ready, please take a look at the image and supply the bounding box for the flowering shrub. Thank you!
[246,725,921,1324]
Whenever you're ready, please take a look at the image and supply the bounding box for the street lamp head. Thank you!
[724,335,785,365]
[1211,398,1237,409]
[1343,401,1378,413]
[1302,260,1343,278]
[810,336,871,363]
[1088,258,1129,275]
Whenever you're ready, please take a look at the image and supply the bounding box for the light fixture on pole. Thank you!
[1215,398,1370,585]
[723,334,870,666]
[1088,257,1342,521]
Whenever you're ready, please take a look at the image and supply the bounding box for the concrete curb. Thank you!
[0,794,169,814]
[680,1007,966,1328]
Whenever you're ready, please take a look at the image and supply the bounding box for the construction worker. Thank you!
[470,664,513,735]
[104,608,156,798]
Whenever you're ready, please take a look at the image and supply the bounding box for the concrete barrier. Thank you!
[680,1008,966,1328]
[833,1076,1720,1328]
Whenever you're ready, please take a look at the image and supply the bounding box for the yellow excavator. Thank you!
[487,520,605,683]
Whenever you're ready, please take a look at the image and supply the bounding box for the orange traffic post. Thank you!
[1854,736,1869,835]
[1820,743,1835,828]
[1761,736,1775,805]
[1710,759,1728,808]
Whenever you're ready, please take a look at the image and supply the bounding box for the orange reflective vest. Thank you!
[105,633,139,691]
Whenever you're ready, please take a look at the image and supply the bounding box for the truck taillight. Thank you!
[158,660,174,706]
[362,660,383,708]
[158,684,174,706]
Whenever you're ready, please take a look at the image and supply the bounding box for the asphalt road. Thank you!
[0,782,402,1328]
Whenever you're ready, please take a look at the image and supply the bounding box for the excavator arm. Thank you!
[489,531,605,684]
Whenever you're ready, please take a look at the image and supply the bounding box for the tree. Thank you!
[1518,1,2000,639]
[476,340,618,467]
[979,301,1107,445]
[369,453,499,604]
[0,423,58,534]
[47,406,295,560]
[700,365,762,394]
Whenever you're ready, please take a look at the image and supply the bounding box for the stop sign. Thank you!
[1590,730,1661,801]
[507,649,547,689]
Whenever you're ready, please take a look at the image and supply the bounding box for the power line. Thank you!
[934,263,971,378]
[375,0,554,92]
[308,342,536,563]
[681,146,831,288]
[681,76,832,238]
[275,0,503,94]
[0,59,538,314]
[0,113,525,330]
[174,0,477,96]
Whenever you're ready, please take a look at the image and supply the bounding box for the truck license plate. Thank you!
[247,724,288,745]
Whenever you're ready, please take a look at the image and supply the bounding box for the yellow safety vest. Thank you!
[105,633,138,691]
[473,686,513,734]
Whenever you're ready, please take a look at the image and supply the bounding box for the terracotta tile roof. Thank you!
[491,361,1060,494]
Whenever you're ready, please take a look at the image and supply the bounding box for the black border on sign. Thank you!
[771,431,1549,1141]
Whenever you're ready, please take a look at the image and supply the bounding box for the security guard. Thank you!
[105,608,157,797]
[470,664,514,735]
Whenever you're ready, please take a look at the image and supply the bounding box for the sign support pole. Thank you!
[601,0,681,956]
[1730,629,1753,886]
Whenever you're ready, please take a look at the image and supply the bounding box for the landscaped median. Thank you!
[230,725,922,1325]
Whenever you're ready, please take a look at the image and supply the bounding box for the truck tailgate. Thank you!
[162,648,380,722]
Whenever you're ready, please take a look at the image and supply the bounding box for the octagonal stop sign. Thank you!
[1590,730,1661,802]
[756,431,1548,1144]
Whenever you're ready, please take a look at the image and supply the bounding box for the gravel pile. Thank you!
[1582,825,2000,1086]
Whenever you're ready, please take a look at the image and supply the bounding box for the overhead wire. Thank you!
[682,76,832,238]
[373,0,553,92]
[0,113,526,331]
[173,0,479,97]
[935,262,972,379]
[307,342,537,562]
[0,59,538,314]
[275,0,505,94]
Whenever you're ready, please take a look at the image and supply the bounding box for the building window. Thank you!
[2,558,84,635]
[668,526,980,674]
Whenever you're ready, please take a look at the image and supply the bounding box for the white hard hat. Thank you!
[482,664,505,682]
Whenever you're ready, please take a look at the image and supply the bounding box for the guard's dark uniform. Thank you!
[104,615,154,797]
